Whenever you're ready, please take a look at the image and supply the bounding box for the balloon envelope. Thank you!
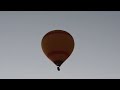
[41,30,74,68]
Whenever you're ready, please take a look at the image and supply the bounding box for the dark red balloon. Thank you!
[41,30,75,71]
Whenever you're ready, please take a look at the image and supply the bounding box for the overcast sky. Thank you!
[0,11,120,79]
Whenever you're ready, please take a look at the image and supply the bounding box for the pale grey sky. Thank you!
[0,11,120,79]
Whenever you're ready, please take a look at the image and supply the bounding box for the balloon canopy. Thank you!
[41,30,75,71]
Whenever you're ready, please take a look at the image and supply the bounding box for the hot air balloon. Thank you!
[41,30,74,71]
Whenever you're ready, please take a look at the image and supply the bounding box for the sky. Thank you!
[0,11,120,79]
